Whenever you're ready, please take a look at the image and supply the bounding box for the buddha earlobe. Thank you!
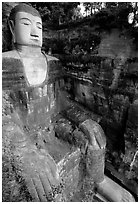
[8,20,16,43]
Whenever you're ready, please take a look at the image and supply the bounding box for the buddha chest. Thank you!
[21,56,47,86]
[2,52,59,134]
[16,83,56,133]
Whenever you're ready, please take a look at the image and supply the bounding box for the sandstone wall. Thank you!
[54,27,138,197]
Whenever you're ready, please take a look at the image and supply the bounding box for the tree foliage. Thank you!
[82,2,138,27]
[83,2,103,16]
[29,2,80,28]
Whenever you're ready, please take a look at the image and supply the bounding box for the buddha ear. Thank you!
[8,20,16,42]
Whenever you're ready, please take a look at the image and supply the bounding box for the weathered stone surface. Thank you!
[86,146,105,183]
[53,26,138,198]
[98,29,135,59]
[79,119,106,149]
[127,99,138,129]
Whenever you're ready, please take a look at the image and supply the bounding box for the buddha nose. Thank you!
[30,25,39,37]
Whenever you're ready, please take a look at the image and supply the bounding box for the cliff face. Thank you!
[48,26,137,197]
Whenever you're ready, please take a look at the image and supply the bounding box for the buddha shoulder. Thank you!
[2,50,20,59]
[2,51,25,89]
[2,50,23,74]
[45,54,59,62]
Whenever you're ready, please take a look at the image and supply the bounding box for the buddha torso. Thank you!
[2,48,61,139]
[18,48,47,86]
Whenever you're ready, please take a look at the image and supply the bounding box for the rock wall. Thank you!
[54,27,138,197]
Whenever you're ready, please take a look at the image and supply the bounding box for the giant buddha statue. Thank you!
[2,3,135,202]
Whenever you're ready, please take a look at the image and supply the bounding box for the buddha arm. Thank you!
[54,79,107,184]
[51,59,105,150]
[54,86,106,151]
[53,82,107,185]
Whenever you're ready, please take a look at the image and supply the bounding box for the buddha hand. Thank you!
[9,126,61,201]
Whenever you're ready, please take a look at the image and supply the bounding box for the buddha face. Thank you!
[11,11,42,47]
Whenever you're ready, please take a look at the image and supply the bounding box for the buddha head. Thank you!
[8,3,42,47]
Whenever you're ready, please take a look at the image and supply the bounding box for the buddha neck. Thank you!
[14,43,42,57]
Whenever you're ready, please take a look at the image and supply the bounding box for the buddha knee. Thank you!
[79,119,106,150]
[79,119,106,183]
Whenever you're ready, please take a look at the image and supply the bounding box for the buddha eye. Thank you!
[20,18,31,26]
[37,23,42,30]
[37,25,41,29]
[23,22,30,25]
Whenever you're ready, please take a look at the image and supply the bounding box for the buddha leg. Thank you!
[80,119,135,202]
[95,176,135,202]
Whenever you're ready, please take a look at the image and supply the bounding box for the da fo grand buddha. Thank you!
[2,3,135,202]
